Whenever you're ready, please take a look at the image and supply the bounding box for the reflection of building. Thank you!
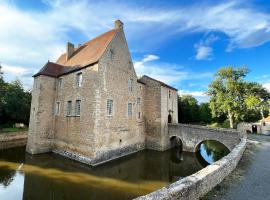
[26,20,178,166]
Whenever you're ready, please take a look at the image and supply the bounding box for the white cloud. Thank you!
[0,0,270,89]
[195,46,213,60]
[263,82,270,91]
[2,64,28,75]
[134,54,213,87]
[178,90,209,103]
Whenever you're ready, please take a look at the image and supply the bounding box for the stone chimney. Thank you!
[66,42,74,61]
[115,20,123,29]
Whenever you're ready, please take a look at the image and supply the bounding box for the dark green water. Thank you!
[0,141,229,200]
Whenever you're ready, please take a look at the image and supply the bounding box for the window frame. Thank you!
[127,102,133,118]
[76,72,82,88]
[67,101,72,116]
[58,77,63,89]
[55,101,60,115]
[106,99,114,117]
[75,100,81,116]
[128,79,133,92]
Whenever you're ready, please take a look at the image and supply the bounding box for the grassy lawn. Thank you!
[0,127,28,133]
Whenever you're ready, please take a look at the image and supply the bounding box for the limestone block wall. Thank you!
[27,75,56,154]
[52,64,99,160]
[92,28,145,164]
[139,76,162,150]
[160,87,178,150]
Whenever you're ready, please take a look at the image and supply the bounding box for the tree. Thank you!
[208,67,249,128]
[178,95,199,123]
[3,79,31,124]
[244,82,270,121]
[199,103,213,123]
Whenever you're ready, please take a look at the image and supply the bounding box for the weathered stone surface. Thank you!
[135,136,247,200]
[168,123,244,152]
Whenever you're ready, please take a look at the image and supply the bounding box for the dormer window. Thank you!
[76,73,82,87]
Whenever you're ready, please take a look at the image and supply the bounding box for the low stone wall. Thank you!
[0,131,28,142]
[135,136,247,200]
[0,131,28,149]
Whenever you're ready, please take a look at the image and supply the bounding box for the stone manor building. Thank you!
[27,20,178,166]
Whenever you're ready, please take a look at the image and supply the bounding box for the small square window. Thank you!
[137,97,141,105]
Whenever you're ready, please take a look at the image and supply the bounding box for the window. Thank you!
[67,101,72,116]
[128,103,133,117]
[137,97,141,105]
[109,49,114,60]
[138,112,141,119]
[55,102,60,115]
[58,78,63,88]
[107,99,114,117]
[76,73,82,87]
[128,61,132,70]
[128,79,133,92]
[169,90,171,98]
[75,100,81,116]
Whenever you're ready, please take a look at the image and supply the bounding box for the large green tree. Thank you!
[244,82,270,121]
[208,67,249,128]
[178,95,199,123]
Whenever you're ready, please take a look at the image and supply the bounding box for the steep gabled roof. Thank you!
[34,29,118,78]
[56,29,117,67]
[139,75,178,91]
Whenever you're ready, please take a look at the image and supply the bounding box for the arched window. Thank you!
[168,114,172,123]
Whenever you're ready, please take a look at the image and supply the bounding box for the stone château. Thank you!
[27,20,178,166]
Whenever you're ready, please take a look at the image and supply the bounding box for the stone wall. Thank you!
[27,75,56,154]
[0,132,28,149]
[135,135,247,200]
[168,124,243,152]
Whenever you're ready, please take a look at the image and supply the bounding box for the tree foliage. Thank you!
[0,70,31,126]
[208,67,249,128]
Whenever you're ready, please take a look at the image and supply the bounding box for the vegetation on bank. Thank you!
[179,67,270,128]
[0,65,31,131]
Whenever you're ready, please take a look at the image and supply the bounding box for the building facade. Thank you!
[26,20,178,166]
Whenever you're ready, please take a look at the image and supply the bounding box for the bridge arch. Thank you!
[169,136,183,150]
[194,139,231,153]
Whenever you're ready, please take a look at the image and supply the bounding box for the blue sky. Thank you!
[0,0,270,102]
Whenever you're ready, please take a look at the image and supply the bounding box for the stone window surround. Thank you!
[55,101,60,115]
[58,77,63,89]
[66,100,72,116]
[127,102,133,118]
[76,72,82,88]
[128,79,133,92]
[75,100,81,116]
[106,99,114,117]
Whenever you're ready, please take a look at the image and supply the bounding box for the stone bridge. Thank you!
[168,123,244,152]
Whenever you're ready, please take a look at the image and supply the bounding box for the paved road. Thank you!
[203,134,270,200]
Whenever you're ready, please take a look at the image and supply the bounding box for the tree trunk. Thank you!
[260,108,265,120]
[228,110,234,129]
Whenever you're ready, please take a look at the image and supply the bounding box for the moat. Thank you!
[0,141,229,200]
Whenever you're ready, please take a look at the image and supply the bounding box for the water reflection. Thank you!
[0,146,206,200]
[196,140,230,167]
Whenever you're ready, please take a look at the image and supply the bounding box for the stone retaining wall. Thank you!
[0,131,28,142]
[136,132,247,200]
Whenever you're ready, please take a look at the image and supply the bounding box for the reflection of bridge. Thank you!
[168,124,244,152]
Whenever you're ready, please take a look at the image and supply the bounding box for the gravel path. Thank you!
[202,134,270,200]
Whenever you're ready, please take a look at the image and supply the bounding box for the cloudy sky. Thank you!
[1,0,270,102]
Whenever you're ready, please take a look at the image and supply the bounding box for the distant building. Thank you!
[26,20,178,166]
